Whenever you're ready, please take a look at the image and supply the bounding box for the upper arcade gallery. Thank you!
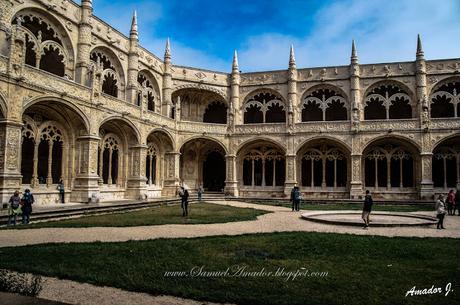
[0,0,459,205]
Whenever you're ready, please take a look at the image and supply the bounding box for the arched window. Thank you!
[243,91,286,124]
[12,13,70,77]
[364,145,414,189]
[203,101,227,124]
[146,144,157,185]
[300,144,347,188]
[430,81,460,118]
[99,135,120,185]
[90,50,121,98]
[21,116,64,186]
[364,84,412,120]
[138,72,160,112]
[302,88,347,121]
[432,145,460,189]
[242,146,285,187]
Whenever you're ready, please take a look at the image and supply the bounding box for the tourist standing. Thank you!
[290,186,301,211]
[446,190,455,215]
[179,186,189,216]
[435,194,447,229]
[362,190,373,229]
[58,179,65,203]
[455,189,460,216]
[8,191,22,225]
[197,185,204,202]
[21,189,34,224]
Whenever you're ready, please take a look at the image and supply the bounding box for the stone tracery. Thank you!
[243,91,286,124]
[430,80,460,118]
[364,84,412,120]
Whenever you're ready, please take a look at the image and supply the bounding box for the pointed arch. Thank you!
[90,46,126,98]
[300,85,349,121]
[11,7,75,78]
[243,89,286,124]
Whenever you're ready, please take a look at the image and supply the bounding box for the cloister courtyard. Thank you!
[0,199,459,305]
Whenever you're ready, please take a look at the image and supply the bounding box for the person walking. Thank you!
[8,191,22,225]
[446,190,455,215]
[179,186,189,216]
[455,189,460,216]
[58,179,65,203]
[197,185,203,202]
[362,190,373,229]
[435,194,447,229]
[21,188,34,224]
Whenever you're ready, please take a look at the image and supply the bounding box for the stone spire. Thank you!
[162,38,172,116]
[351,39,358,64]
[289,44,296,68]
[164,38,171,60]
[232,50,239,73]
[130,10,138,40]
[126,10,139,104]
[416,34,424,58]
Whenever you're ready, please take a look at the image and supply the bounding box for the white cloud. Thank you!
[238,0,460,72]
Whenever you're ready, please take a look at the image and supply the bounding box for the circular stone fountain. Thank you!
[301,211,437,227]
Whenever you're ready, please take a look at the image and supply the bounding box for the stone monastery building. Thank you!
[0,0,459,204]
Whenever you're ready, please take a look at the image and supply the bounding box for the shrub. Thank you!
[0,269,42,297]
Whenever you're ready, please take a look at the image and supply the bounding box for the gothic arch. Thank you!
[11,7,75,78]
[179,136,227,155]
[138,69,161,111]
[363,80,414,120]
[172,88,227,123]
[361,135,421,155]
[296,136,351,156]
[179,137,227,191]
[429,77,460,118]
[296,138,350,190]
[146,128,175,151]
[237,139,286,189]
[361,136,420,192]
[98,116,141,145]
[300,85,349,121]
[236,137,286,155]
[23,96,90,134]
[173,84,227,101]
[431,134,460,190]
[90,46,126,98]
[242,88,286,124]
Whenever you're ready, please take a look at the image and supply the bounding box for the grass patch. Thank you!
[245,200,434,212]
[3,202,268,229]
[0,232,458,305]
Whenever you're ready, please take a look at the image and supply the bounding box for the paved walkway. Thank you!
[1,201,459,248]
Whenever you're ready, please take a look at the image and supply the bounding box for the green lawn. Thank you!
[3,202,268,229]
[0,232,458,305]
[245,200,434,212]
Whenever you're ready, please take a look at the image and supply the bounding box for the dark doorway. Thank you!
[203,151,225,192]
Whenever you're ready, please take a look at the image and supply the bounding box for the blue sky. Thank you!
[92,0,460,72]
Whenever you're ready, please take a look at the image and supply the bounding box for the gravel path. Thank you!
[1,200,459,248]
[39,275,232,305]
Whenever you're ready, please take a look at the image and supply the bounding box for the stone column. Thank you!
[126,144,148,199]
[230,51,240,128]
[46,140,54,186]
[75,0,93,85]
[350,154,363,199]
[419,153,434,200]
[162,151,180,196]
[72,135,101,203]
[0,121,23,204]
[284,154,297,196]
[224,154,238,197]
